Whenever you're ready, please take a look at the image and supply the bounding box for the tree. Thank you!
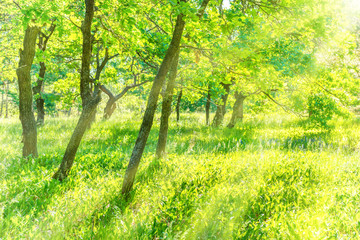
[32,24,56,125]
[121,0,211,196]
[227,91,246,128]
[16,25,40,158]
[53,0,102,181]
[155,0,210,158]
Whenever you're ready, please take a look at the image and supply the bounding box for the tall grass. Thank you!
[1,112,360,239]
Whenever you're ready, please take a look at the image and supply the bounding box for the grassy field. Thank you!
[1,112,360,239]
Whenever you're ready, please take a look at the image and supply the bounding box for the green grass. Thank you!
[1,112,360,239]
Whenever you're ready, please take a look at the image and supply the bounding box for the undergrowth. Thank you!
[1,112,360,239]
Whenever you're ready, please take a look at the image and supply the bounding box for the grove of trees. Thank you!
[2,0,360,199]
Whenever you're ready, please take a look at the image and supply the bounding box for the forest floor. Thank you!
[1,112,360,239]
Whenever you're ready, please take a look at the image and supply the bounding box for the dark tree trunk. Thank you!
[121,0,210,197]
[52,97,100,180]
[176,89,182,122]
[121,11,186,197]
[227,91,246,128]
[205,85,211,125]
[53,0,101,181]
[155,50,180,158]
[212,83,231,127]
[16,26,39,158]
[32,25,55,125]
[33,62,46,125]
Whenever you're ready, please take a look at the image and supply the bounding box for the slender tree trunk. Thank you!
[53,0,101,181]
[176,89,182,122]
[212,83,231,127]
[5,81,8,118]
[52,97,100,180]
[227,91,246,128]
[205,84,211,125]
[121,11,186,197]
[16,25,39,158]
[33,62,46,125]
[156,50,180,158]
[32,25,55,125]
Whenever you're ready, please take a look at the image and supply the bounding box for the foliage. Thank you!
[307,93,349,129]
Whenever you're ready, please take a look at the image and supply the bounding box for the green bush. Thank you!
[307,93,344,129]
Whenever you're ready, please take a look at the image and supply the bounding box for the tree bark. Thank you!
[53,0,101,181]
[52,97,100,180]
[176,89,182,122]
[16,25,39,158]
[33,62,46,125]
[155,50,180,158]
[103,96,116,119]
[121,10,186,197]
[227,91,246,128]
[32,25,55,125]
[212,82,231,127]
[205,84,211,125]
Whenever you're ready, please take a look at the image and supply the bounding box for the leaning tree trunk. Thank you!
[103,97,116,119]
[176,89,182,122]
[16,25,39,158]
[205,84,211,125]
[155,50,180,158]
[52,98,100,180]
[212,82,231,127]
[53,0,101,181]
[121,11,186,197]
[227,91,246,128]
[33,62,46,125]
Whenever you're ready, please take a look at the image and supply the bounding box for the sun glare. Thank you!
[345,0,360,13]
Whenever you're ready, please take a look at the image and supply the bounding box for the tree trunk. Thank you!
[176,89,182,122]
[16,25,39,158]
[212,82,231,127]
[227,91,246,128]
[52,98,100,180]
[121,11,186,197]
[53,0,101,181]
[32,25,55,125]
[205,85,211,125]
[104,97,116,119]
[156,50,180,158]
[33,61,46,125]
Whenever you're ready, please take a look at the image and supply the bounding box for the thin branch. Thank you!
[65,16,81,30]
[262,91,304,117]
[12,0,21,10]
[99,85,114,98]
[180,45,212,51]
[114,80,150,101]
[145,13,169,35]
